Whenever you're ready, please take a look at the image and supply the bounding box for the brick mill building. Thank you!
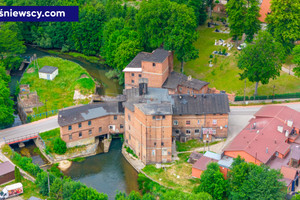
[57,47,230,164]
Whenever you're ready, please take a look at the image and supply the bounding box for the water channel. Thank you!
[9,46,139,199]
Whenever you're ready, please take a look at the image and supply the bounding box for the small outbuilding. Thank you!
[38,66,58,81]
[0,161,15,185]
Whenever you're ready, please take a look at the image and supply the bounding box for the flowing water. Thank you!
[9,47,139,199]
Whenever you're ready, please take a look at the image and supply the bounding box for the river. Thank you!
[9,47,139,199]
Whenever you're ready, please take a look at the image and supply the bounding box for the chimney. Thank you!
[187,75,192,81]
[138,78,148,96]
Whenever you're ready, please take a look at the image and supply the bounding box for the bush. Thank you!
[15,166,22,182]
[234,92,300,101]
[52,138,67,155]
[125,146,138,158]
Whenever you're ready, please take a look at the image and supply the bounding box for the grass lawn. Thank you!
[40,128,91,157]
[176,139,221,152]
[142,152,199,192]
[21,56,95,120]
[174,25,300,96]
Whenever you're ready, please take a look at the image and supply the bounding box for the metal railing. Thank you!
[4,133,39,144]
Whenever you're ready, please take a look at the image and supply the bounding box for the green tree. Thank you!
[226,0,260,43]
[164,2,199,72]
[292,45,300,77]
[244,0,261,42]
[188,0,207,26]
[50,178,63,200]
[292,194,300,200]
[70,187,108,200]
[266,0,300,52]
[0,22,26,69]
[228,157,286,200]
[0,79,14,128]
[226,0,246,42]
[35,171,55,196]
[193,162,228,200]
[52,138,67,155]
[237,31,285,97]
[14,166,22,182]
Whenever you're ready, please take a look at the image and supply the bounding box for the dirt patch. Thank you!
[58,160,72,171]
[80,74,89,79]
[73,90,93,100]
[26,67,35,73]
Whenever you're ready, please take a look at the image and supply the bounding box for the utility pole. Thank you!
[45,99,48,118]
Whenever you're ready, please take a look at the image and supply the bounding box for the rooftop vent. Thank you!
[287,120,293,127]
[277,126,283,133]
[256,130,259,134]
[266,147,268,154]
[187,75,192,81]
[252,122,257,129]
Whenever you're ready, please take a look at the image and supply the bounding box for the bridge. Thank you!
[0,115,59,145]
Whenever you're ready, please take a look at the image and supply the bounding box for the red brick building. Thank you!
[123,48,209,95]
[58,102,124,148]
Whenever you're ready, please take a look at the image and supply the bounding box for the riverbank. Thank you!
[20,56,96,121]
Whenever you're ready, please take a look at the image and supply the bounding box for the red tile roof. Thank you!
[255,105,300,129]
[281,166,298,180]
[225,105,300,164]
[259,0,271,22]
[192,156,217,171]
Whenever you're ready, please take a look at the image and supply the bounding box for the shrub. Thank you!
[15,166,22,182]
[209,55,213,59]
[52,138,67,155]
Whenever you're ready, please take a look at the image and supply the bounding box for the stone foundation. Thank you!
[67,137,95,148]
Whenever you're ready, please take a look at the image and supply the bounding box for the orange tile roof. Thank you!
[281,166,298,180]
[259,0,271,22]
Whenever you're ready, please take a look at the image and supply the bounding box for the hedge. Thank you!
[235,92,300,101]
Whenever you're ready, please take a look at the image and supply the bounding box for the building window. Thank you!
[212,120,217,125]
[152,150,155,156]
[78,123,82,128]
[152,116,156,120]
[114,115,117,120]
[129,125,130,130]
[187,90,190,95]
[152,63,156,67]
[68,125,72,130]
[173,120,178,125]
[131,80,134,83]
[195,129,200,135]
[69,134,72,140]
[161,142,164,146]
[120,124,124,129]
[162,115,165,119]
[129,134,131,140]
[275,152,279,157]
[162,148,168,156]
[186,130,191,134]
[109,125,114,129]
[154,142,156,146]
[131,73,134,76]
[128,114,131,121]
[186,120,190,125]
[138,74,142,78]
[198,120,200,124]
[88,120,91,126]
[99,127,102,133]
[89,130,92,135]
[175,129,180,134]
[79,132,82,138]
[179,87,182,91]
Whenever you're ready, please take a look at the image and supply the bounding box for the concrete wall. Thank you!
[61,114,124,146]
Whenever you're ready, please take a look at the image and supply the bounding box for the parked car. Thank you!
[0,183,23,199]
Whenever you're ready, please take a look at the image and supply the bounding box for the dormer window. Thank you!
[153,63,156,67]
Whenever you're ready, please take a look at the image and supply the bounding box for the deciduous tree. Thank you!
[70,187,108,200]
[193,162,228,200]
[266,0,300,52]
[237,31,285,96]
[292,45,300,77]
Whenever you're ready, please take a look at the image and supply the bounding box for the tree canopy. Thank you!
[266,0,300,52]
[292,45,300,77]
[237,31,285,96]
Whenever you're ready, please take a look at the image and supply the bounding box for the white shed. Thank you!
[38,66,58,81]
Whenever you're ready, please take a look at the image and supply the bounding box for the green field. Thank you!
[21,56,95,119]
[174,25,300,96]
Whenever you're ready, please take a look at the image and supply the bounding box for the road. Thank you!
[0,115,59,143]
